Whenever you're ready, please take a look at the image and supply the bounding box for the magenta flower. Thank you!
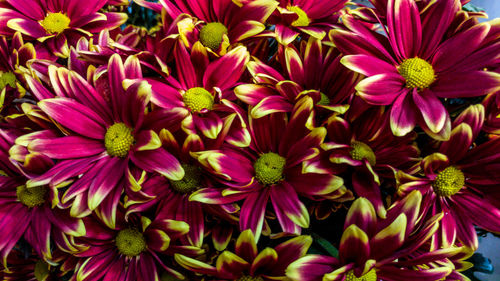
[0,0,127,57]
[175,229,312,280]
[398,104,500,249]
[13,55,184,228]
[333,0,500,139]
[190,97,349,240]
[287,192,455,281]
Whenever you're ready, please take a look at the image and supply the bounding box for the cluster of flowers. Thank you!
[0,0,499,280]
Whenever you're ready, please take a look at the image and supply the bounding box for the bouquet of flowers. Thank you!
[0,0,499,280]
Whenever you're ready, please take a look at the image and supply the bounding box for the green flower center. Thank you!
[104,123,134,158]
[16,185,47,208]
[432,166,465,197]
[236,276,264,281]
[254,152,286,186]
[350,141,376,166]
[170,164,202,194]
[345,269,377,281]
[398,58,435,89]
[0,71,17,89]
[115,229,146,257]
[288,6,310,27]
[317,92,330,106]
[40,12,71,34]
[34,260,50,281]
[183,87,214,113]
[199,22,228,50]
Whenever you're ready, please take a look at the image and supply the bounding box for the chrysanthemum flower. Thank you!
[14,55,184,228]
[333,0,500,139]
[136,0,277,55]
[147,41,250,145]
[235,37,359,119]
[398,104,500,249]
[0,0,127,57]
[73,215,202,281]
[287,192,454,281]
[175,229,311,280]
[190,97,349,239]
[0,129,85,265]
[322,105,420,218]
[270,0,347,45]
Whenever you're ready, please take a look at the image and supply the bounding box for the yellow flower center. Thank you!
[345,269,377,281]
[34,260,50,281]
[199,22,228,50]
[40,12,71,34]
[183,87,214,113]
[236,276,264,281]
[254,152,286,186]
[115,229,146,257]
[0,71,17,89]
[170,164,202,194]
[104,123,135,158]
[288,6,310,27]
[16,185,46,208]
[350,141,376,166]
[398,58,435,89]
[432,166,465,197]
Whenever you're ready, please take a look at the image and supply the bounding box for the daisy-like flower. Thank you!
[398,104,500,249]
[333,0,500,139]
[175,229,312,280]
[287,192,454,281]
[322,104,420,217]
[235,37,359,119]
[13,54,184,228]
[190,97,349,240]
[136,0,277,55]
[270,0,348,45]
[73,214,202,281]
[0,0,127,57]
[147,41,250,146]
[0,129,85,265]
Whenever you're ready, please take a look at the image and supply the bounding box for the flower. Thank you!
[13,54,184,228]
[136,0,277,55]
[235,37,359,120]
[0,0,127,57]
[398,104,500,249]
[73,214,201,281]
[190,97,349,240]
[287,192,454,281]
[175,229,311,280]
[333,0,500,139]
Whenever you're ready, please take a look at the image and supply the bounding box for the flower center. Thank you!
[432,166,465,197]
[34,260,49,281]
[254,152,286,186]
[40,12,71,34]
[0,71,17,89]
[115,229,146,257]
[170,164,202,194]
[236,276,264,281]
[288,6,310,27]
[350,141,376,166]
[104,123,134,158]
[345,269,377,281]
[199,22,228,50]
[183,87,214,113]
[398,58,435,89]
[317,92,330,106]
[16,185,47,208]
